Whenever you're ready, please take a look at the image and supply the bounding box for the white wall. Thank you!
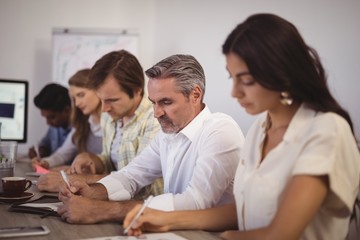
[0,0,359,154]
[0,0,157,154]
[152,0,360,141]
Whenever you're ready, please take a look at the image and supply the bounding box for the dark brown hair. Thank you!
[223,12,358,231]
[89,50,144,98]
[222,13,354,133]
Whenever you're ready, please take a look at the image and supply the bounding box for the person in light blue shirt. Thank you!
[28,83,72,158]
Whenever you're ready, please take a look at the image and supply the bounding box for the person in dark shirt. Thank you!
[28,83,72,158]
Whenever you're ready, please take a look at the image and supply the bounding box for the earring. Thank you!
[280,91,293,106]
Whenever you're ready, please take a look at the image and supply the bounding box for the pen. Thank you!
[123,195,154,234]
[34,144,40,158]
[60,170,71,189]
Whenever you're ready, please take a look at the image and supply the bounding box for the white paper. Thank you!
[80,232,187,240]
[19,202,63,211]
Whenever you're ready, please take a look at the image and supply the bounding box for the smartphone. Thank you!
[0,225,50,238]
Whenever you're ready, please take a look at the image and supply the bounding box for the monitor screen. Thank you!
[0,79,28,143]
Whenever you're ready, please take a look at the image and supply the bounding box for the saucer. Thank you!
[0,192,34,204]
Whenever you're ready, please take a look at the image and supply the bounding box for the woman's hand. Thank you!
[68,152,96,174]
[31,157,49,170]
[123,204,171,236]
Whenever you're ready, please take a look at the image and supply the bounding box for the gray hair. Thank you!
[145,54,206,101]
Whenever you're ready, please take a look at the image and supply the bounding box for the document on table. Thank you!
[81,232,187,240]
[19,202,63,211]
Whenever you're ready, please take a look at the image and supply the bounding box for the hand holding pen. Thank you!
[31,144,50,170]
[123,195,154,234]
[60,170,71,190]
[123,198,173,236]
[58,170,95,201]
[34,144,40,158]
[28,143,40,159]
[31,159,49,170]
[59,170,73,199]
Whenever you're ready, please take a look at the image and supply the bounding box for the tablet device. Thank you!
[0,225,50,238]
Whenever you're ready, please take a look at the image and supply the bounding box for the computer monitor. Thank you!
[0,79,28,143]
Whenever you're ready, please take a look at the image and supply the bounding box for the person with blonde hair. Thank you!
[35,69,102,187]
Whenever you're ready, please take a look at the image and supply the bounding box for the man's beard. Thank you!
[158,115,179,134]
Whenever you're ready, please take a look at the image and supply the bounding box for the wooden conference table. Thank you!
[0,161,222,240]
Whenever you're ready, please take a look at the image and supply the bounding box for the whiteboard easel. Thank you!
[52,28,139,86]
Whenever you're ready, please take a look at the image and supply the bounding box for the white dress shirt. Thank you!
[234,103,360,239]
[99,106,244,211]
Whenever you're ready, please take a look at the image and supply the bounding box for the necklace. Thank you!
[269,124,288,131]
[264,115,289,133]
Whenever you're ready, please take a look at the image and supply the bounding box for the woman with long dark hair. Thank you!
[123,13,360,240]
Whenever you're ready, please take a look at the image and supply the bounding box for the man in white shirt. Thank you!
[58,54,244,223]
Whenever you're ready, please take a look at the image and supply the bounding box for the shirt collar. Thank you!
[88,114,102,137]
[134,95,151,117]
[283,103,317,142]
[109,95,150,125]
[88,114,95,125]
[63,124,72,134]
[178,105,211,141]
[260,103,317,142]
